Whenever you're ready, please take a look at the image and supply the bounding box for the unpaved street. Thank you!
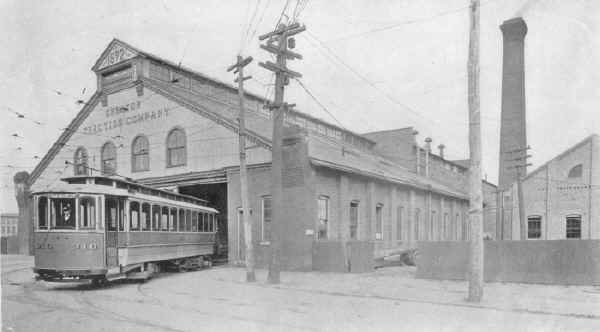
[2,255,600,332]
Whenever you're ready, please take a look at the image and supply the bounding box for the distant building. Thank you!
[1,213,19,254]
[1,213,18,237]
[363,127,498,240]
[498,134,600,240]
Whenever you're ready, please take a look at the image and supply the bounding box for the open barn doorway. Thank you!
[178,183,228,262]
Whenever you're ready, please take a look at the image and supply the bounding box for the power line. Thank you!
[247,0,273,43]
[293,78,346,131]
[325,0,497,43]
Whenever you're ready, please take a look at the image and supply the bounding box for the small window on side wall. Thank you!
[375,203,383,240]
[566,215,581,239]
[527,215,541,239]
[567,164,583,178]
[317,196,329,240]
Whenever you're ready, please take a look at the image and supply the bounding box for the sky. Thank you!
[0,0,598,213]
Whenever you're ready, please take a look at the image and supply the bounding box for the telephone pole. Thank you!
[505,146,532,240]
[258,22,305,284]
[467,0,484,302]
[227,55,255,282]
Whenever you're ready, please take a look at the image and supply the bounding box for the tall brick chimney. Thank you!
[498,17,528,190]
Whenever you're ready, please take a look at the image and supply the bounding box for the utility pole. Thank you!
[467,0,484,302]
[227,55,255,282]
[505,146,532,240]
[258,22,305,284]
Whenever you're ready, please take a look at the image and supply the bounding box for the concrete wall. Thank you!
[416,240,600,285]
[312,240,374,273]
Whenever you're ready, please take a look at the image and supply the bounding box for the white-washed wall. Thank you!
[31,86,271,191]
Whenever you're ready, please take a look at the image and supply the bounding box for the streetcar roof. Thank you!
[32,176,218,213]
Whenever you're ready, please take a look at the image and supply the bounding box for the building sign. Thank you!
[82,100,171,134]
[98,44,136,70]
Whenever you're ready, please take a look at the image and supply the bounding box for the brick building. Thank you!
[24,39,489,270]
[499,134,600,240]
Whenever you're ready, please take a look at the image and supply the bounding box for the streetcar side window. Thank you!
[141,203,151,231]
[119,199,126,231]
[38,196,48,229]
[152,205,160,231]
[197,212,203,232]
[50,198,76,229]
[105,198,118,231]
[178,209,185,232]
[185,210,192,232]
[209,214,214,232]
[192,211,198,232]
[130,201,140,231]
[170,208,177,231]
[78,197,96,229]
[202,212,208,232]
[161,206,169,231]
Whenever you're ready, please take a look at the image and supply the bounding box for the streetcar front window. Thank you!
[38,196,48,229]
[78,197,96,229]
[50,198,76,229]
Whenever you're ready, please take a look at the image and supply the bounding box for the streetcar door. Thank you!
[105,197,122,268]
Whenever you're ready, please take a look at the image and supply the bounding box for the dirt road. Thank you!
[2,255,599,331]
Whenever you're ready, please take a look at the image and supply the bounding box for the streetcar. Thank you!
[32,176,218,283]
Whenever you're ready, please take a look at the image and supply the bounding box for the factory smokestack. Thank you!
[498,17,528,190]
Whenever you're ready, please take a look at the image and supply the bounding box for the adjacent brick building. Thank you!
[499,134,600,240]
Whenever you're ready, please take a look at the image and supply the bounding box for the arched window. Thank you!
[73,147,88,175]
[166,128,186,167]
[131,135,149,172]
[567,164,583,178]
[101,142,117,175]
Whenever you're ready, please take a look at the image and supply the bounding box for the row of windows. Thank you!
[74,128,186,176]
[527,215,582,239]
[317,197,469,242]
[37,196,215,233]
[125,201,216,232]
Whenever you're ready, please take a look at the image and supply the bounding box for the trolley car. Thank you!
[32,176,218,283]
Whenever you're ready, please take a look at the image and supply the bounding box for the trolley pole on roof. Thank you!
[467,0,484,302]
[258,22,305,284]
[228,55,256,282]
